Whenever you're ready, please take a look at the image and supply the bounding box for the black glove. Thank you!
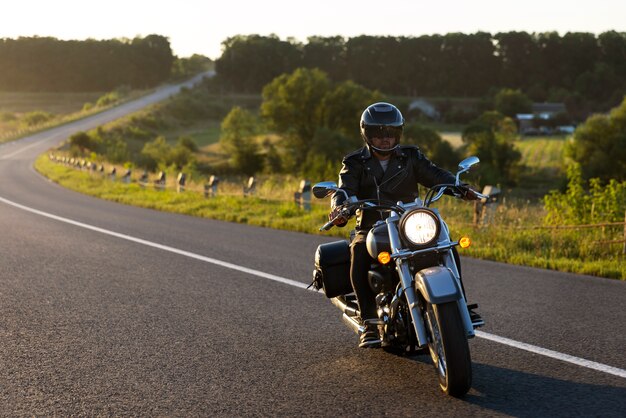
[329,206,349,226]
[459,185,481,201]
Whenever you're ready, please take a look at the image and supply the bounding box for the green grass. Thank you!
[0,91,104,114]
[0,89,150,144]
[35,155,626,280]
[515,135,567,170]
[36,154,340,235]
[512,135,568,200]
[163,120,221,147]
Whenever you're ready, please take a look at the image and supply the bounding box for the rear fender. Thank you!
[414,266,461,304]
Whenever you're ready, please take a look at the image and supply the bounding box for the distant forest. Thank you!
[2,32,624,111]
[0,35,174,91]
[215,32,626,109]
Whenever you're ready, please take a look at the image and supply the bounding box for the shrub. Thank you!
[21,111,55,127]
[544,163,626,224]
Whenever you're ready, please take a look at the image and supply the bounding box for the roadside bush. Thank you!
[565,96,626,182]
[220,107,263,176]
[544,163,626,224]
[96,91,122,107]
[69,131,93,153]
[177,135,199,152]
[21,111,55,127]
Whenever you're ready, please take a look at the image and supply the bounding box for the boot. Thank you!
[359,324,381,348]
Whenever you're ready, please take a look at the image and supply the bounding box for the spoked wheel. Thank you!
[424,301,472,397]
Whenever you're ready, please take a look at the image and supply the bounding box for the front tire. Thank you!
[425,301,472,397]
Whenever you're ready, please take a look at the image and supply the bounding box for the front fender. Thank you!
[414,266,461,304]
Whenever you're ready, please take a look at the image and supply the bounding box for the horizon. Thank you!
[0,0,624,59]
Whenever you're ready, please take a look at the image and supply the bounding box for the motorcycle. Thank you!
[311,156,487,397]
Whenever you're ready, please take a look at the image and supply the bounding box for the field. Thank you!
[0,91,104,114]
[0,90,146,144]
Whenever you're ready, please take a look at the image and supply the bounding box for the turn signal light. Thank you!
[377,252,392,265]
[459,236,471,249]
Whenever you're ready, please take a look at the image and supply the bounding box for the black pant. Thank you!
[350,237,377,320]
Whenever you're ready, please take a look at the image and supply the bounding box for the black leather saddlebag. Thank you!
[313,240,353,298]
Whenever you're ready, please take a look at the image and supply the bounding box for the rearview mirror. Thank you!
[458,156,480,171]
[455,156,480,185]
[312,181,339,199]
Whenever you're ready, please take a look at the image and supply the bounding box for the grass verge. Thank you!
[35,155,625,280]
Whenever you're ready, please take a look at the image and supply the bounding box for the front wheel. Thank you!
[424,301,472,397]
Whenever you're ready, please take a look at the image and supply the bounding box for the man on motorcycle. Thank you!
[329,102,479,348]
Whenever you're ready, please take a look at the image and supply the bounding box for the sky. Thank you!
[0,0,623,59]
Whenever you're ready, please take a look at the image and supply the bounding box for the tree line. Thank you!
[215,32,626,109]
[0,35,175,91]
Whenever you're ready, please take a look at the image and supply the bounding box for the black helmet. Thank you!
[360,102,404,155]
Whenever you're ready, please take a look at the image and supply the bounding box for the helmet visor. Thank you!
[363,125,403,142]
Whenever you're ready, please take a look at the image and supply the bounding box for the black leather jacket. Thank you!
[331,145,456,231]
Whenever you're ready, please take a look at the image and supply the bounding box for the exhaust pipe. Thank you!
[330,296,359,317]
[331,297,364,335]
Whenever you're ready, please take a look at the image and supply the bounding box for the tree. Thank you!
[495,31,540,90]
[462,111,521,185]
[260,68,331,167]
[565,96,626,182]
[69,131,93,153]
[438,32,498,96]
[0,35,174,92]
[176,135,198,152]
[302,36,347,81]
[215,35,302,93]
[260,68,381,171]
[320,80,382,141]
[141,136,171,170]
[220,107,263,176]
[172,54,212,79]
[494,88,532,117]
[403,124,461,171]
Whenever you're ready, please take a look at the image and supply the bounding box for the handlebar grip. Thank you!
[320,220,335,231]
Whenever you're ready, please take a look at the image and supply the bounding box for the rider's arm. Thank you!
[330,157,362,227]
[331,157,361,209]
[412,149,481,200]
[412,148,457,189]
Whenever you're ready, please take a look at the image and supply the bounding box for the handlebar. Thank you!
[319,219,336,231]
[426,184,490,206]
[319,187,490,231]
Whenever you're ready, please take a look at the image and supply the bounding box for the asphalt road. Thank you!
[0,79,624,416]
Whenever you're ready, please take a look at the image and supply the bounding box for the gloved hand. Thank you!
[459,185,482,201]
[329,206,349,226]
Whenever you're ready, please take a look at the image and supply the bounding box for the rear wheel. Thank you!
[424,301,472,397]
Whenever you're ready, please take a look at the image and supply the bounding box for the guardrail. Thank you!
[46,154,626,254]
[48,154,320,211]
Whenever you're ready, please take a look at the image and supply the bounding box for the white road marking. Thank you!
[0,196,308,291]
[0,135,57,159]
[1,194,625,380]
[475,331,626,378]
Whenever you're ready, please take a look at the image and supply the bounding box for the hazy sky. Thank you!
[0,0,623,59]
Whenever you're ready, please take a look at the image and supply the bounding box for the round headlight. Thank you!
[400,209,440,247]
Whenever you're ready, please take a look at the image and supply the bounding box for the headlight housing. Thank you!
[399,208,440,247]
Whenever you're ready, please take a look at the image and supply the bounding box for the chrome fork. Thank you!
[386,215,429,347]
